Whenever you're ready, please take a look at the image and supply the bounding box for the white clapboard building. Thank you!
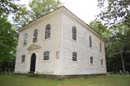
[15,6,107,77]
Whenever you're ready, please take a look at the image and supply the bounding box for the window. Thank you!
[72,26,77,40]
[90,56,93,64]
[101,59,103,65]
[89,36,92,48]
[45,24,51,39]
[72,52,77,61]
[100,42,102,52]
[33,29,38,42]
[21,55,25,62]
[44,51,49,60]
[56,51,59,59]
[23,33,28,46]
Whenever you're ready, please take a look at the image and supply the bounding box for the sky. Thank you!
[18,0,100,23]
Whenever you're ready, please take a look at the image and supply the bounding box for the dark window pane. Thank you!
[56,51,59,59]
[44,51,49,60]
[72,52,77,61]
[72,26,77,40]
[100,42,102,52]
[45,24,51,39]
[23,33,28,45]
[89,36,92,48]
[90,56,93,64]
[22,55,25,62]
[33,29,38,42]
[101,59,103,65]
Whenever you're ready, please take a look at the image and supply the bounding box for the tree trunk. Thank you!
[120,51,126,73]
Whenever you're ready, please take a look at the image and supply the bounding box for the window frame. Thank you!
[90,56,93,64]
[23,33,28,46]
[100,42,102,52]
[56,51,59,59]
[101,59,103,65]
[45,24,51,39]
[43,51,49,60]
[72,52,77,61]
[33,29,38,42]
[72,26,77,40]
[89,36,92,48]
[21,55,25,62]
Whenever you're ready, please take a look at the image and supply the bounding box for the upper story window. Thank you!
[72,26,77,40]
[33,29,38,42]
[100,42,102,52]
[90,56,93,64]
[43,51,49,60]
[72,52,77,61]
[89,36,92,48]
[23,33,28,46]
[21,55,25,62]
[45,24,51,39]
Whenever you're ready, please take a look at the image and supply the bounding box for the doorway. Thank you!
[30,53,36,73]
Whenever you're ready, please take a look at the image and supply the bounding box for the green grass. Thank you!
[0,74,130,86]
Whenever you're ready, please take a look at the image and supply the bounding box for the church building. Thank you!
[15,6,107,78]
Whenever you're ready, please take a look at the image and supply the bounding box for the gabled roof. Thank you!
[62,7,105,41]
[18,6,104,41]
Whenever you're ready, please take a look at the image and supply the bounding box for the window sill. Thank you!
[72,39,77,42]
[44,38,51,41]
[43,60,51,63]
[71,61,78,63]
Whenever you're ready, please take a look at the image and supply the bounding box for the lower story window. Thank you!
[21,55,25,62]
[90,56,93,64]
[56,51,59,59]
[44,51,49,60]
[72,52,77,61]
[101,59,103,65]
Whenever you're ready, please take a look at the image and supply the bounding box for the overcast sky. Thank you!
[19,0,100,23]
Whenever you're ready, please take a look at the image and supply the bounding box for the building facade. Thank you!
[15,6,107,77]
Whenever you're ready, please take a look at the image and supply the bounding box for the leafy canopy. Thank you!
[14,0,61,28]
[98,0,130,26]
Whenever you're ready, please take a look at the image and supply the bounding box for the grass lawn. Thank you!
[0,74,130,86]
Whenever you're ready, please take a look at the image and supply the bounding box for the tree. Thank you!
[89,20,111,39]
[29,0,61,19]
[0,0,20,73]
[97,0,130,73]
[14,0,61,28]
[98,0,130,27]
[0,0,18,15]
[0,16,17,62]
[107,24,128,72]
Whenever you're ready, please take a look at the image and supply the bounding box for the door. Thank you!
[30,53,36,73]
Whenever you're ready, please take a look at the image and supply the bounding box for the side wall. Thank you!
[15,11,62,74]
[58,12,107,75]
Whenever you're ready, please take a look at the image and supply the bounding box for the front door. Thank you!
[30,53,36,73]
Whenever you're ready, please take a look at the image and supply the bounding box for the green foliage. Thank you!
[14,5,33,28]
[29,0,61,19]
[98,0,130,27]
[89,20,111,39]
[106,24,129,56]
[0,0,18,15]
[14,0,61,28]
[97,0,130,72]
[0,0,25,19]
[0,16,17,62]
[0,0,18,62]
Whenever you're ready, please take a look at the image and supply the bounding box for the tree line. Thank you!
[90,0,130,74]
